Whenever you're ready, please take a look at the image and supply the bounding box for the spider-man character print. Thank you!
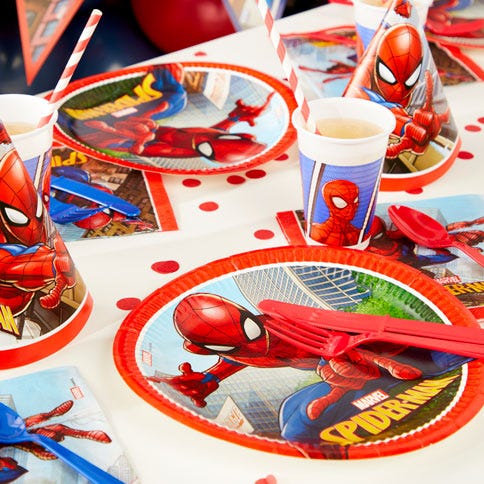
[0,457,26,483]
[367,215,458,271]
[345,0,450,162]
[0,136,76,328]
[6,401,111,460]
[70,64,274,165]
[367,212,484,285]
[147,292,470,450]
[148,293,320,408]
[310,180,360,246]
[446,216,484,250]
[0,401,112,482]
[50,166,137,230]
[83,95,273,164]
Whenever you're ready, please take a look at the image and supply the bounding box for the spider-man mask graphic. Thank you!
[310,179,361,246]
[0,150,48,245]
[374,23,423,106]
[323,179,359,222]
[173,293,268,357]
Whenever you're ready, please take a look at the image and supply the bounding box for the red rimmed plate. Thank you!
[54,62,297,175]
[113,246,484,459]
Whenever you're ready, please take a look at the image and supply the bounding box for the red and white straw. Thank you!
[255,0,312,128]
[38,9,102,127]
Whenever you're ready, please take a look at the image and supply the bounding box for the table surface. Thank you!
[4,4,484,483]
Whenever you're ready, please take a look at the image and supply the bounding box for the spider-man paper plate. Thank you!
[113,246,484,459]
[53,62,297,175]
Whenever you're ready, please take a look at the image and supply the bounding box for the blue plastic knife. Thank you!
[50,176,140,218]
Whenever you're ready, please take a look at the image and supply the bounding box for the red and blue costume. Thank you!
[50,166,133,230]
[149,293,319,408]
[148,292,470,449]
[0,144,75,319]
[72,65,273,164]
[367,213,484,286]
[0,400,111,481]
[310,180,361,246]
[367,215,458,270]
[345,0,450,160]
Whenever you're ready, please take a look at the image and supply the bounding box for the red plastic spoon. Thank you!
[388,205,484,267]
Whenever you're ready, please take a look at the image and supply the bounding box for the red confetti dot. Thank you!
[457,151,474,160]
[194,51,207,56]
[151,260,180,274]
[254,229,274,240]
[246,169,266,179]
[199,201,219,211]
[465,125,481,132]
[183,178,201,187]
[405,187,424,195]
[477,117,484,124]
[116,297,141,310]
[227,175,246,185]
[275,153,289,161]
[255,476,277,484]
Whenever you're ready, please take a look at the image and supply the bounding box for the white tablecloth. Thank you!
[4,4,484,483]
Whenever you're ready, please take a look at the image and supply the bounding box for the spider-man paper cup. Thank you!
[353,0,431,58]
[292,97,395,249]
[0,94,57,207]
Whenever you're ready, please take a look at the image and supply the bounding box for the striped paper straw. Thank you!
[38,9,102,127]
[255,0,313,129]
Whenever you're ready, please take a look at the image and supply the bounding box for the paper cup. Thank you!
[0,94,57,206]
[353,0,432,57]
[292,97,395,249]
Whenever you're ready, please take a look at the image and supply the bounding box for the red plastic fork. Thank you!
[258,299,484,359]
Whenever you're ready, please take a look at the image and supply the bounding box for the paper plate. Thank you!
[54,62,297,175]
[113,246,484,459]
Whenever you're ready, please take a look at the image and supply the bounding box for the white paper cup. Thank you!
[353,0,432,57]
[0,94,57,206]
[292,97,396,249]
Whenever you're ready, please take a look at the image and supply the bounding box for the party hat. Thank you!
[344,0,461,191]
[0,122,92,368]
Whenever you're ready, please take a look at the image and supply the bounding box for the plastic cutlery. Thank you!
[258,299,484,359]
[0,402,123,484]
[388,204,484,267]
[51,176,140,218]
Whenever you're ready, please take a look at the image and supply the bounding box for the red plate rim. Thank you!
[113,246,484,459]
[53,62,297,175]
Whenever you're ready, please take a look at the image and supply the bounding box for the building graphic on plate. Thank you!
[233,264,370,310]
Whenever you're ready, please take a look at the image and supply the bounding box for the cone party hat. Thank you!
[0,122,92,368]
[344,0,461,191]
